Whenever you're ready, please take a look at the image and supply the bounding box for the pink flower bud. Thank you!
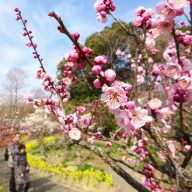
[125,101,135,110]
[26,42,31,47]
[93,78,102,88]
[82,47,89,53]
[104,69,116,82]
[16,16,20,20]
[33,44,37,49]
[73,32,80,41]
[106,141,112,148]
[92,65,102,75]
[58,26,65,33]
[110,4,116,11]
[94,55,107,65]
[14,8,20,12]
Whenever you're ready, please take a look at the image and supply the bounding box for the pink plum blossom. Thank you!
[101,86,127,109]
[164,63,182,79]
[125,101,135,111]
[159,107,173,120]
[165,0,188,16]
[68,128,81,140]
[115,110,131,130]
[137,74,145,85]
[76,106,86,116]
[129,107,153,129]
[148,98,162,110]
[133,16,143,27]
[177,75,191,90]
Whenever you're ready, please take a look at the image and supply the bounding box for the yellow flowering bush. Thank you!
[26,140,38,152]
[21,134,30,142]
[27,153,112,185]
[42,135,57,146]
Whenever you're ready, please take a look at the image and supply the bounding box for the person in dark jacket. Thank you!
[8,133,22,192]
[14,144,30,192]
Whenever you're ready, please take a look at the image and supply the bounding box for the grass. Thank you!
[62,152,77,167]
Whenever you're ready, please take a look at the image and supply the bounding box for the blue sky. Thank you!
[0,0,161,93]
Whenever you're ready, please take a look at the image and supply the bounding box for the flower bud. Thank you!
[104,69,116,82]
[93,78,102,88]
[92,65,101,75]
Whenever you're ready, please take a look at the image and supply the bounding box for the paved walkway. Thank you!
[0,151,78,192]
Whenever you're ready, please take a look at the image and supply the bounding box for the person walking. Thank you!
[14,144,30,192]
[8,133,22,192]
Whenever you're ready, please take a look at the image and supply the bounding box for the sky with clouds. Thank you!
[0,0,161,94]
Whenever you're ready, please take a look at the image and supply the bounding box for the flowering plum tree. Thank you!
[15,0,192,191]
[21,108,59,137]
[20,108,59,153]
[0,120,16,148]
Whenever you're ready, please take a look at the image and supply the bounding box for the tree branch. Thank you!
[79,141,150,192]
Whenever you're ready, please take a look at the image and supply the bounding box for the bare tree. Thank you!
[1,67,27,117]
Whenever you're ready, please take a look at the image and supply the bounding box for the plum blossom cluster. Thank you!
[131,137,150,162]
[15,8,60,96]
[133,0,188,51]
[162,43,192,106]
[0,121,16,148]
[15,8,45,66]
[66,45,93,70]
[92,55,117,88]
[116,49,132,60]
[24,91,91,140]
[24,93,91,140]
[133,7,153,28]
[176,29,192,46]
[142,164,159,191]
[101,83,153,131]
[94,0,116,23]
[56,106,91,140]
[20,109,59,136]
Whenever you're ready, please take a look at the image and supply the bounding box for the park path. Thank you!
[0,151,78,192]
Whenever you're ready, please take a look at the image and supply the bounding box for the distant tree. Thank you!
[0,67,27,118]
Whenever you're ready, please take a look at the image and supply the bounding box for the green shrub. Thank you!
[77,163,95,171]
